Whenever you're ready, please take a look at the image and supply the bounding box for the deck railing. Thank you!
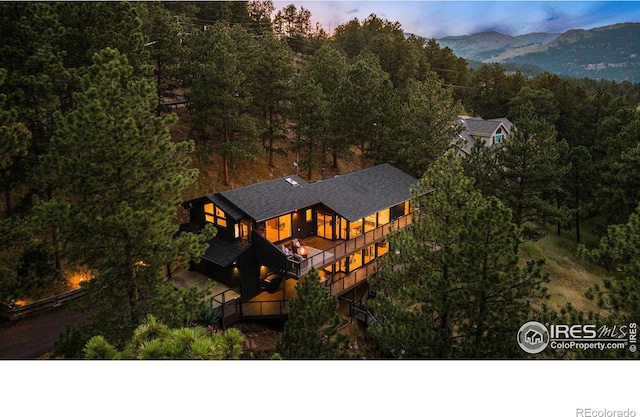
[328,262,379,296]
[287,214,411,277]
[240,299,289,318]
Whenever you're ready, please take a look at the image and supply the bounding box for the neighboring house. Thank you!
[179,163,417,322]
[455,116,513,156]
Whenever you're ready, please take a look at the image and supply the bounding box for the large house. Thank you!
[178,163,417,323]
[455,116,513,156]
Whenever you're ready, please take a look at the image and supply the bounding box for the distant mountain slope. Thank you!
[434,23,640,82]
[436,31,560,62]
[506,23,640,82]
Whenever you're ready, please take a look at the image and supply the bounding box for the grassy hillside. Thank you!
[520,226,606,315]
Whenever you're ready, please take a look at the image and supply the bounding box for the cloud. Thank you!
[273,1,640,38]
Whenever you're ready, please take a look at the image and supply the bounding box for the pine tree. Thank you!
[249,33,295,168]
[454,197,548,357]
[83,315,245,359]
[183,22,261,186]
[389,75,463,178]
[303,43,349,168]
[291,74,329,180]
[494,102,561,245]
[368,153,483,357]
[367,154,548,358]
[333,54,393,169]
[45,48,214,348]
[584,204,640,326]
[277,268,348,359]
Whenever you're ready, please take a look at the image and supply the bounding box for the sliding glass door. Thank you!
[317,213,334,240]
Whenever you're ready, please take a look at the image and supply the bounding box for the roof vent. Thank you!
[285,177,299,186]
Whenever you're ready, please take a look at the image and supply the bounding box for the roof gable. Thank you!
[219,175,317,222]
[312,164,417,221]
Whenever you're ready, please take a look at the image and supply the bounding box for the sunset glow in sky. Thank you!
[273,1,640,38]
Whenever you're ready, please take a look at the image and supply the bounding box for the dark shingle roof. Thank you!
[312,164,417,221]
[219,175,317,222]
[208,194,245,221]
[218,164,417,222]
[462,118,503,136]
[202,238,252,267]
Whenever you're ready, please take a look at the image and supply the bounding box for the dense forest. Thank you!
[1,1,639,359]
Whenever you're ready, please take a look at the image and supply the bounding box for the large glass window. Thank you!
[364,214,377,233]
[204,203,215,224]
[349,251,363,270]
[266,214,292,243]
[364,244,375,264]
[378,208,390,226]
[349,219,363,239]
[338,217,348,240]
[377,240,389,256]
[317,213,334,239]
[204,203,227,228]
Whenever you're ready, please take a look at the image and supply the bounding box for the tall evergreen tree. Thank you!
[249,34,295,168]
[494,102,561,245]
[183,22,261,186]
[45,48,214,348]
[583,204,640,328]
[291,74,329,180]
[333,53,393,169]
[304,43,349,168]
[388,75,462,178]
[367,154,548,358]
[277,268,348,359]
[136,2,184,115]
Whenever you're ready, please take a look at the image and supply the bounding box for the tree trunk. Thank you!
[575,186,581,243]
[4,189,13,217]
[156,58,162,117]
[223,155,230,186]
[268,138,274,168]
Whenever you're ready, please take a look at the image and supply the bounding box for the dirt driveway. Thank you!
[0,303,90,359]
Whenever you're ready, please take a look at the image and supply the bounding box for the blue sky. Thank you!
[272,1,640,38]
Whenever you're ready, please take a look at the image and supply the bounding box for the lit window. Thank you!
[306,209,312,222]
[265,214,292,242]
[204,202,227,227]
[377,240,389,256]
[378,209,390,226]
[364,245,375,264]
[349,251,363,270]
[204,203,215,223]
[364,214,376,233]
[234,224,240,238]
[349,219,363,239]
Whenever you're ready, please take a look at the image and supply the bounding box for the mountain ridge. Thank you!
[432,22,640,82]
